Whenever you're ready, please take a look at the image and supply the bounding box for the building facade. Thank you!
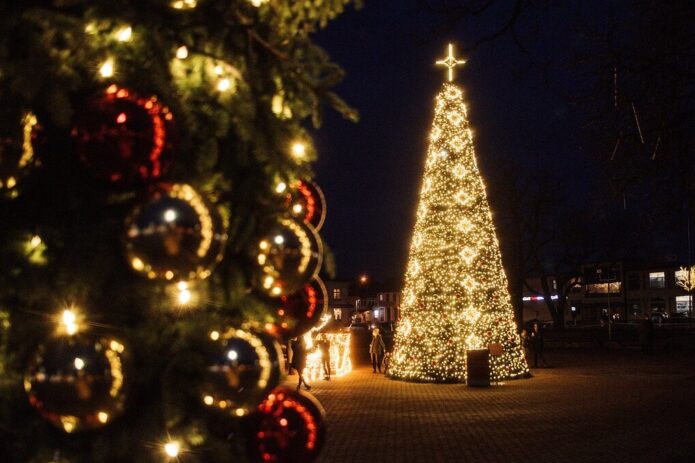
[568,262,692,324]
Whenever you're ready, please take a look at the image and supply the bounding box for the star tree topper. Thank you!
[436,43,466,82]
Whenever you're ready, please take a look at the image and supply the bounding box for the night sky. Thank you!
[313,1,597,281]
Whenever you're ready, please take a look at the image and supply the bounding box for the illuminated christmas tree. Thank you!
[389,44,529,383]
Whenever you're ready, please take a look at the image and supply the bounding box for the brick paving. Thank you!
[287,350,695,463]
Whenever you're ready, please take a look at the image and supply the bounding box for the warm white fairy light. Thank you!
[175,46,189,59]
[388,79,529,383]
[164,441,180,458]
[29,235,42,249]
[99,58,115,78]
[290,142,306,159]
[176,281,192,305]
[275,181,287,193]
[59,308,81,336]
[115,26,132,42]
[171,0,197,9]
[302,316,352,381]
[217,77,231,92]
[249,0,269,6]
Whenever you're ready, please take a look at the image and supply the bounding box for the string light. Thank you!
[249,0,269,6]
[290,142,306,159]
[99,58,115,78]
[115,26,132,42]
[176,281,192,305]
[302,316,352,381]
[163,441,180,458]
[175,46,188,59]
[171,0,197,9]
[58,308,81,336]
[388,78,529,383]
[275,181,287,193]
[217,77,231,92]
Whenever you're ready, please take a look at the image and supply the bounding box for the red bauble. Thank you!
[72,85,174,183]
[243,387,326,463]
[267,277,327,339]
[286,180,326,231]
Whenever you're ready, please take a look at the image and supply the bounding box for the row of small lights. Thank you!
[94,24,233,94]
[92,24,309,163]
[171,0,268,9]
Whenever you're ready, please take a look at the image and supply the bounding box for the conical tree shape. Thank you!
[389,83,529,383]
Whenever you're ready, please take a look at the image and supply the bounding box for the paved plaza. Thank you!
[295,350,695,463]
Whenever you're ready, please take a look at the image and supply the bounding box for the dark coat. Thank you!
[369,334,386,355]
[291,339,307,371]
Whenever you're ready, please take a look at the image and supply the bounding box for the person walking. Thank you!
[370,327,386,373]
[291,337,311,391]
[529,322,547,368]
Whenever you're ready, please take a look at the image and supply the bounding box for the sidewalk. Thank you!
[292,351,695,463]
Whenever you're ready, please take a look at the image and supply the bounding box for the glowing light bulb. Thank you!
[275,182,287,193]
[210,331,220,341]
[99,59,115,78]
[171,0,197,8]
[217,78,231,92]
[29,235,42,249]
[290,142,306,159]
[163,209,177,222]
[292,203,303,214]
[274,235,285,245]
[227,349,238,361]
[214,65,224,76]
[61,309,80,336]
[116,26,132,42]
[176,46,189,59]
[74,357,85,370]
[177,288,192,305]
[164,441,180,458]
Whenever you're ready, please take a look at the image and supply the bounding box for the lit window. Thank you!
[333,309,342,320]
[379,294,384,301]
[333,288,341,300]
[675,296,691,313]
[649,272,665,289]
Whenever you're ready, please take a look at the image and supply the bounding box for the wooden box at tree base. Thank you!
[466,349,490,387]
